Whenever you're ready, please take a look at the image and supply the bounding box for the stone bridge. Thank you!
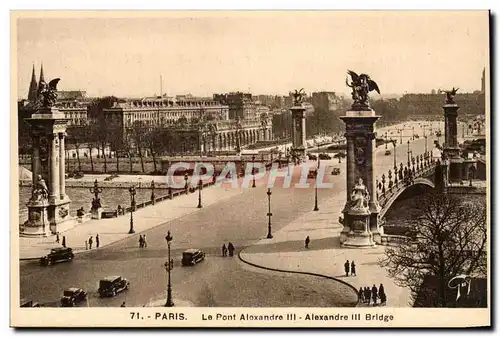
[375,152,437,219]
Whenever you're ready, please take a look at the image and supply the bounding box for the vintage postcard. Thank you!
[10,10,490,328]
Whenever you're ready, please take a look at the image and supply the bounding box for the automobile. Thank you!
[385,150,392,156]
[331,168,341,175]
[60,288,87,307]
[20,299,41,307]
[307,153,317,160]
[318,153,331,160]
[333,151,347,158]
[308,169,318,179]
[98,276,130,297]
[181,249,205,266]
[40,247,74,266]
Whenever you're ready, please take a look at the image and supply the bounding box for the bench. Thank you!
[101,210,118,219]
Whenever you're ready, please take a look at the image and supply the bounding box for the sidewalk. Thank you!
[18,176,264,260]
[239,191,412,308]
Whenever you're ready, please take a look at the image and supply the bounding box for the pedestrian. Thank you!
[371,284,378,306]
[96,234,100,248]
[143,234,147,248]
[88,236,93,250]
[56,232,60,243]
[305,236,310,249]
[365,287,371,305]
[120,301,126,307]
[62,236,66,248]
[380,290,387,306]
[350,261,356,276]
[222,244,227,257]
[228,242,235,257]
[358,287,364,303]
[344,260,350,277]
[379,283,385,297]
[139,235,144,248]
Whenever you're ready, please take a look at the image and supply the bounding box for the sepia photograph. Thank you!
[10,10,490,328]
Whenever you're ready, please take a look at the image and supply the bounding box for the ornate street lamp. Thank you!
[266,188,273,239]
[313,159,319,212]
[164,231,174,307]
[184,172,189,195]
[89,179,103,208]
[197,177,203,208]
[412,126,415,141]
[385,132,388,149]
[150,179,156,204]
[252,155,256,188]
[407,140,411,165]
[393,140,397,168]
[128,185,136,234]
[425,135,428,154]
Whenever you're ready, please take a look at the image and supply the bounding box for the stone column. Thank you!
[49,133,60,202]
[31,135,40,192]
[443,103,463,183]
[59,132,66,200]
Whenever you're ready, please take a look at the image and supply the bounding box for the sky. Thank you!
[15,11,489,99]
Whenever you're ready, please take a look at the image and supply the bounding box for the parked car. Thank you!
[331,168,341,175]
[318,153,331,160]
[385,149,392,156]
[20,299,41,307]
[182,249,205,266]
[307,153,317,160]
[40,247,74,266]
[333,151,347,158]
[98,276,130,297]
[60,288,87,307]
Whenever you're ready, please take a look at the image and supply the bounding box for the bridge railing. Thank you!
[376,150,436,208]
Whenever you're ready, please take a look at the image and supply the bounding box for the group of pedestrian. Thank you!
[56,232,66,248]
[359,284,387,306]
[139,235,147,248]
[85,234,100,250]
[221,242,235,257]
[344,260,356,276]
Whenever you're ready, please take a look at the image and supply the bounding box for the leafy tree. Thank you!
[380,192,487,307]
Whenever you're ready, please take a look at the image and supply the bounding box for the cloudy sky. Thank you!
[15,11,489,99]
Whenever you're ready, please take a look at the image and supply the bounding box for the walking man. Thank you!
[222,244,227,257]
[228,242,235,257]
[344,260,350,277]
[62,236,66,248]
[139,235,144,248]
[358,287,364,303]
[372,284,378,306]
[365,287,371,305]
[305,236,310,249]
[350,261,356,276]
[96,234,100,249]
[88,236,93,250]
[56,232,60,243]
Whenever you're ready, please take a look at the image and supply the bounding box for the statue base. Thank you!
[20,198,74,237]
[91,208,103,220]
[342,209,376,248]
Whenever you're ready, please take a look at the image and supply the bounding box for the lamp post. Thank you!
[184,172,189,195]
[385,132,388,149]
[164,231,174,307]
[252,155,256,188]
[412,126,415,141]
[407,140,411,165]
[393,141,397,168]
[128,185,136,234]
[197,178,203,208]
[425,135,428,153]
[266,188,273,239]
[313,157,319,211]
[150,180,156,204]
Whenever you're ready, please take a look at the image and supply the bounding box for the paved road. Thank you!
[19,122,435,308]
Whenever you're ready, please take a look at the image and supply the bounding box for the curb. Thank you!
[237,247,360,307]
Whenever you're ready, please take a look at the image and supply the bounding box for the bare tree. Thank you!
[380,192,487,307]
[131,121,146,173]
[67,126,86,172]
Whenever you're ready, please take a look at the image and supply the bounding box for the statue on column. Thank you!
[35,78,61,108]
[350,178,370,211]
[30,175,49,202]
[443,87,459,104]
[346,70,380,109]
[291,88,306,106]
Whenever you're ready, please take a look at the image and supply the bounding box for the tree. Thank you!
[144,125,165,173]
[67,126,86,172]
[380,192,487,307]
[131,121,146,173]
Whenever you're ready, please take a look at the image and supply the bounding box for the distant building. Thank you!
[311,91,342,112]
[213,92,257,120]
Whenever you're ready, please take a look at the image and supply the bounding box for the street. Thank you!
[19,122,436,307]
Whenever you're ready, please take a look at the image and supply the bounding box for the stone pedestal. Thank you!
[340,109,381,246]
[21,106,73,236]
[443,103,464,183]
[91,208,103,220]
[342,208,376,248]
[290,105,307,162]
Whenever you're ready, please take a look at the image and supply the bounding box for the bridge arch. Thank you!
[379,178,435,218]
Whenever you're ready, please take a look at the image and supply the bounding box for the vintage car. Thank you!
[385,149,392,156]
[98,276,130,297]
[20,299,41,307]
[318,153,331,160]
[40,247,74,266]
[331,168,341,175]
[307,153,318,160]
[60,288,87,307]
[333,151,347,158]
[181,249,205,266]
